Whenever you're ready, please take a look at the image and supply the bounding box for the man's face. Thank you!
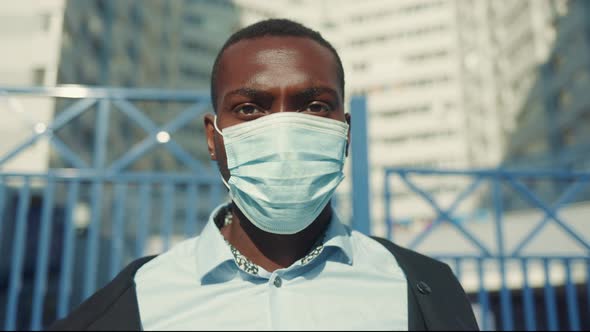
[204,36,350,180]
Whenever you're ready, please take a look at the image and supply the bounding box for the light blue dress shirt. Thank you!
[135,204,408,330]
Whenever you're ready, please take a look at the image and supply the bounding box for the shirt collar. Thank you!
[322,210,354,265]
[195,204,236,283]
[195,203,355,284]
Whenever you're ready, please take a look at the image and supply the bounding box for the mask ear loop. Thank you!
[213,115,231,189]
[220,175,230,190]
[213,115,223,136]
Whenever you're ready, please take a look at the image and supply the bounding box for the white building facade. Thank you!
[233,0,568,235]
[0,0,66,173]
[0,0,572,233]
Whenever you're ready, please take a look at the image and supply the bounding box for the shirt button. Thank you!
[273,276,282,288]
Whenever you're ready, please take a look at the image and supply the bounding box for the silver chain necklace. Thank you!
[222,210,326,275]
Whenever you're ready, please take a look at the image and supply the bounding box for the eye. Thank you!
[302,101,332,113]
[234,104,264,116]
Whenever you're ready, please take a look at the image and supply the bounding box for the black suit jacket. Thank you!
[48,237,479,331]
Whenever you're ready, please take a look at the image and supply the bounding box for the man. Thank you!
[49,19,478,331]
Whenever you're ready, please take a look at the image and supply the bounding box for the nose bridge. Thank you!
[272,87,289,113]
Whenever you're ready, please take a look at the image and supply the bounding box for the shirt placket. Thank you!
[267,270,285,331]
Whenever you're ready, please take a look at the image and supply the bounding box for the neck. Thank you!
[220,202,332,272]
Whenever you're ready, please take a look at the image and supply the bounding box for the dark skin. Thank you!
[204,36,351,272]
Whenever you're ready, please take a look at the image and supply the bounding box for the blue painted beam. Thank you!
[350,95,371,235]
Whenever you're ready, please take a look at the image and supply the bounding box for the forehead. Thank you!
[215,36,340,94]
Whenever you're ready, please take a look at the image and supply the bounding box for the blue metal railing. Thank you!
[0,86,224,330]
[1,86,589,331]
[383,167,590,331]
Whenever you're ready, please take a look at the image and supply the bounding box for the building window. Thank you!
[214,0,234,7]
[561,128,575,146]
[32,68,46,85]
[350,25,448,47]
[180,66,210,81]
[350,1,445,23]
[185,13,203,25]
[405,49,449,63]
[353,62,367,72]
[377,129,454,144]
[131,4,144,25]
[40,13,52,31]
[376,104,430,118]
[127,40,138,60]
[573,70,589,89]
[322,21,336,29]
[182,39,212,53]
[551,55,564,72]
[394,75,451,89]
[160,62,168,78]
[558,89,572,109]
[90,33,104,56]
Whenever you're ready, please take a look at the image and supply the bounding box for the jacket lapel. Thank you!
[406,268,477,330]
[407,281,427,330]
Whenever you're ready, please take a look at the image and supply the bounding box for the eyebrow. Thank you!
[293,87,341,102]
[224,88,274,101]
[223,86,341,104]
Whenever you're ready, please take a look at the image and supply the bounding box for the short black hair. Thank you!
[210,18,345,112]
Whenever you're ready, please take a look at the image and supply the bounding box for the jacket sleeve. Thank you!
[46,256,156,331]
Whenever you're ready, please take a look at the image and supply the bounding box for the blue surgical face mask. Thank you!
[214,112,349,235]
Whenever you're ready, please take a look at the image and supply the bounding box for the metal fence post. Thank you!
[493,172,514,331]
[350,95,371,235]
[83,99,110,299]
[5,178,31,331]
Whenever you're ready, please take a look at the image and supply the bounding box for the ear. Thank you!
[204,113,217,160]
[345,113,351,157]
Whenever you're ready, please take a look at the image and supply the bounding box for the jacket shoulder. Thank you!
[370,236,448,272]
[46,255,156,331]
[371,236,479,331]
